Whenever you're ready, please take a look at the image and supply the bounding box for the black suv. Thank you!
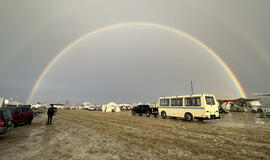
[132,105,159,117]
[0,109,13,134]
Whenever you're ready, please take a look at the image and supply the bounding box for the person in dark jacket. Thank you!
[47,104,56,125]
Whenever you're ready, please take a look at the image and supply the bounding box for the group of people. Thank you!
[47,104,57,125]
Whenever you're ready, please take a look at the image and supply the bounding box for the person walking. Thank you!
[47,104,56,125]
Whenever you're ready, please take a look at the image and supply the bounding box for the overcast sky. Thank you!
[0,0,270,104]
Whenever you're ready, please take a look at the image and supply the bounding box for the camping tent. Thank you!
[102,102,121,112]
[0,97,4,108]
[64,100,70,110]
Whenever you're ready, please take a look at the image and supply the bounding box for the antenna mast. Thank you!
[191,80,194,95]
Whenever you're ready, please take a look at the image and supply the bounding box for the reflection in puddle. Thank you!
[206,112,270,128]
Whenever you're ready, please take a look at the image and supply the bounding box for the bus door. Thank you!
[205,96,217,115]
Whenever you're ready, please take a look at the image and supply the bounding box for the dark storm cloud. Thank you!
[0,0,270,104]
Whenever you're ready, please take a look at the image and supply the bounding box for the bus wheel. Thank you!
[161,111,167,119]
[184,113,193,122]
[146,111,151,117]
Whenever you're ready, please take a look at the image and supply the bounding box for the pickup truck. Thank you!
[132,105,158,117]
[32,108,43,115]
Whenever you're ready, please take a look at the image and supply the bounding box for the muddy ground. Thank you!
[0,110,270,160]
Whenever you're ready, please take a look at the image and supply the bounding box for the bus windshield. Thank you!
[205,96,215,105]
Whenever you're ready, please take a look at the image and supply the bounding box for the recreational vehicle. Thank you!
[158,94,220,121]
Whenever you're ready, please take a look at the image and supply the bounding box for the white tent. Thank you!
[53,104,65,109]
[32,103,43,108]
[102,102,121,112]
[248,100,261,107]
[64,100,70,109]
[80,102,94,110]
[0,97,4,108]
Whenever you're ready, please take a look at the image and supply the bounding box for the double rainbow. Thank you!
[26,22,247,103]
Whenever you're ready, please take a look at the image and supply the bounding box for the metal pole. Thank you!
[191,80,193,95]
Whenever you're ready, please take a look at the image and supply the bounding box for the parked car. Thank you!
[95,107,102,111]
[3,105,34,126]
[0,109,13,134]
[132,105,159,117]
[32,108,43,115]
[88,106,96,111]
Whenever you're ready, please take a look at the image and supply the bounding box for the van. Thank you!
[3,105,33,126]
[158,94,220,121]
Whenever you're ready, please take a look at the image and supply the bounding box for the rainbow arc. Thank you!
[26,22,247,103]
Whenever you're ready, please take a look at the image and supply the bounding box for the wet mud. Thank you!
[0,110,269,160]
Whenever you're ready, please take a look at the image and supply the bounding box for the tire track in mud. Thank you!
[57,110,270,160]
[0,111,270,160]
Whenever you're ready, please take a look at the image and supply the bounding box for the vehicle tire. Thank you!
[146,111,151,117]
[161,111,167,119]
[154,114,158,118]
[184,113,193,122]
[132,111,136,116]
[27,116,33,124]
[139,112,142,116]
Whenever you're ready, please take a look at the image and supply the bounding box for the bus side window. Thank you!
[160,99,171,106]
[171,98,177,106]
[164,99,169,106]
[205,96,215,105]
[185,98,200,106]
[185,98,193,106]
[192,97,201,106]
[160,99,164,106]
[171,98,183,106]
[176,98,183,106]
